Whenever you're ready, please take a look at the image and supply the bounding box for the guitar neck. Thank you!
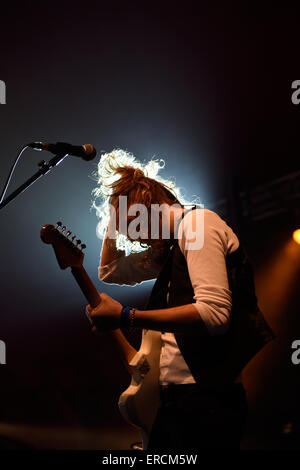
[71,266,136,367]
[71,266,100,308]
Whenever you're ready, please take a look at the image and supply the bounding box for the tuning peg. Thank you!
[80,243,86,250]
[71,235,76,242]
[66,231,72,237]
[56,221,62,228]
[76,239,81,245]
[61,226,66,232]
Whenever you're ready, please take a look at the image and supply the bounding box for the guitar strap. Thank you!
[145,241,176,310]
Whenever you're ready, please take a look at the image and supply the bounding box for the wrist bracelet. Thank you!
[130,308,136,328]
[121,306,136,328]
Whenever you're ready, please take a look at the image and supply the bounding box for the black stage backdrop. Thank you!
[0,1,299,452]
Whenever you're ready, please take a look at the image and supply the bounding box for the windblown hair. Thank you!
[92,149,188,252]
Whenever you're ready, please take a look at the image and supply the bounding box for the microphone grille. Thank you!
[82,144,97,160]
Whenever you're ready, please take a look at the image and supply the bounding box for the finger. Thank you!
[85,304,92,313]
[85,306,91,316]
[87,309,98,319]
[85,307,93,324]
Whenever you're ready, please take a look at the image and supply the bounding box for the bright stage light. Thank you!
[292,229,300,245]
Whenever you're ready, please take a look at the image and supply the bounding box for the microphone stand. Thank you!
[0,153,68,211]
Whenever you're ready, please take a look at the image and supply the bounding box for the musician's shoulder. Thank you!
[183,206,222,224]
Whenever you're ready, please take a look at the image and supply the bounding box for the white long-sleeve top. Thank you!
[99,208,240,386]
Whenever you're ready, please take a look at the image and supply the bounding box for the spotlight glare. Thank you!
[292,229,300,245]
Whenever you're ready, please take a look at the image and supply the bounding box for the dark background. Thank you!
[0,1,299,449]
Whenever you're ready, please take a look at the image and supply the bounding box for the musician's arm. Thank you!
[131,210,233,335]
[99,232,164,286]
[88,297,211,336]
[100,224,125,266]
[132,304,210,336]
[133,210,237,336]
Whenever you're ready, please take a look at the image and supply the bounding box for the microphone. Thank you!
[27,141,97,161]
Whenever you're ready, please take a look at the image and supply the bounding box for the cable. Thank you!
[0,145,29,204]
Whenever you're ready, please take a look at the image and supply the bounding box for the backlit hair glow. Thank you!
[92,149,188,252]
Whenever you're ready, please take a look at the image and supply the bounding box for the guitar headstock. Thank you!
[40,221,86,269]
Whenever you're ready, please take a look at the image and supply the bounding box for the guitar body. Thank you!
[118,329,162,449]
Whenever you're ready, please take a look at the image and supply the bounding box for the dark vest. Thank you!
[146,225,275,387]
